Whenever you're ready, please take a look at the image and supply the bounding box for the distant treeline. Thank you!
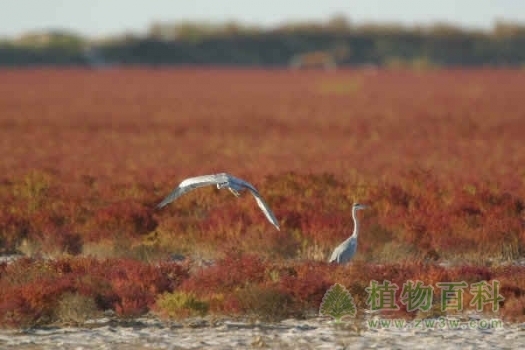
[2,17,525,67]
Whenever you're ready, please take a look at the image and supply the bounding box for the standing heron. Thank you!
[156,173,280,230]
[329,203,368,264]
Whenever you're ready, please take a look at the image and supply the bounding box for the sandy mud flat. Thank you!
[0,316,523,350]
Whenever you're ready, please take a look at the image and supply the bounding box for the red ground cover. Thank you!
[0,68,524,325]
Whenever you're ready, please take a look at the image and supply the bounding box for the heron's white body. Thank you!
[329,203,368,264]
[157,173,280,230]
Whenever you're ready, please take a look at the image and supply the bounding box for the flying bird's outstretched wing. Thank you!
[157,173,280,230]
[250,191,281,231]
[156,174,228,208]
[234,177,280,231]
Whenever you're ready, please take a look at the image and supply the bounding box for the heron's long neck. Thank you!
[351,207,359,238]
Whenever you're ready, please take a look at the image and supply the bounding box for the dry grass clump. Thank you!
[54,292,100,325]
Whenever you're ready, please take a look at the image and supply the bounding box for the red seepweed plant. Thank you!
[0,68,524,325]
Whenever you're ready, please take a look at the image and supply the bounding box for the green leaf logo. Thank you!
[319,283,357,322]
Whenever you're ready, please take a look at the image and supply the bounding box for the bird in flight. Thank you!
[329,203,368,264]
[157,173,280,230]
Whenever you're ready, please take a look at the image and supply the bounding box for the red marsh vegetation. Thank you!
[0,67,524,326]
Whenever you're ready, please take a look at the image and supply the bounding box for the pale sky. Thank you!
[1,0,524,38]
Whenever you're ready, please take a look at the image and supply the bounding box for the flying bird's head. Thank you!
[216,182,228,189]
